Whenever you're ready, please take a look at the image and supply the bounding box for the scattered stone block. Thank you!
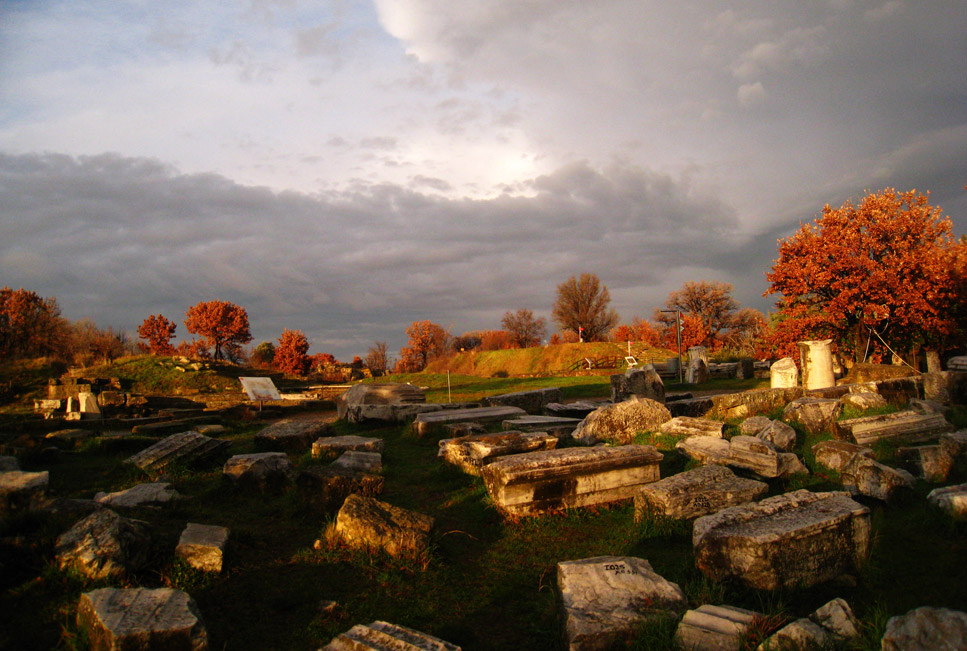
[176,523,230,573]
[757,597,860,650]
[311,435,384,459]
[502,415,582,440]
[668,396,715,418]
[812,440,875,473]
[0,470,48,517]
[771,357,799,389]
[330,494,433,559]
[783,397,840,436]
[706,387,804,420]
[840,391,888,411]
[55,509,152,580]
[223,452,295,492]
[557,556,686,651]
[927,483,967,520]
[195,424,226,436]
[940,430,967,459]
[840,455,915,501]
[125,431,230,477]
[413,406,527,438]
[756,419,797,452]
[571,397,672,445]
[611,366,664,404]
[738,416,772,436]
[693,490,871,590]
[298,466,384,512]
[485,387,562,415]
[336,383,429,423]
[77,587,208,651]
[836,410,953,446]
[675,604,759,651]
[131,417,220,436]
[634,465,767,521]
[45,428,92,449]
[438,431,557,476]
[798,339,835,390]
[726,436,782,478]
[676,436,731,466]
[543,401,606,419]
[331,451,382,474]
[881,607,967,651]
[322,621,459,651]
[94,482,181,508]
[687,357,710,384]
[0,456,19,471]
[481,445,663,517]
[658,417,723,439]
[922,371,967,404]
[897,444,953,482]
[254,418,333,452]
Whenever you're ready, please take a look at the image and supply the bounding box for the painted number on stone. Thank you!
[603,563,637,576]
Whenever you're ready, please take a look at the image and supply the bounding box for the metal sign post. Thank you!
[660,309,684,384]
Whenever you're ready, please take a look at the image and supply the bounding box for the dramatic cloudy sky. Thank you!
[2,1,965,360]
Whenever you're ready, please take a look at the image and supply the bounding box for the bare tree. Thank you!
[501,309,547,348]
[365,340,390,375]
[551,273,619,342]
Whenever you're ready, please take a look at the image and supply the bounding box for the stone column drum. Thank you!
[798,339,835,390]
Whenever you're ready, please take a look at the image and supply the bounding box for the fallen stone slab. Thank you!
[413,406,527,438]
[131,417,220,436]
[544,401,609,419]
[485,387,562,415]
[329,494,433,559]
[812,440,876,473]
[254,418,333,453]
[675,604,760,651]
[0,470,49,518]
[176,523,230,573]
[331,451,382,474]
[783,397,840,436]
[927,483,967,520]
[481,445,663,517]
[502,415,582,440]
[836,410,953,446]
[611,366,664,404]
[737,416,771,436]
[223,452,295,492]
[658,416,723,439]
[336,383,429,424]
[55,509,152,580]
[298,466,385,513]
[840,391,888,410]
[571,397,672,446]
[125,431,231,478]
[311,435,384,459]
[840,455,915,502]
[45,428,93,448]
[438,430,557,476]
[923,370,967,404]
[881,606,967,651]
[940,430,967,458]
[758,597,861,651]
[755,419,797,452]
[322,620,459,651]
[77,587,208,651]
[693,490,871,590]
[94,482,181,508]
[707,387,804,420]
[667,396,716,418]
[726,436,783,478]
[557,555,686,651]
[897,444,953,483]
[675,436,731,466]
[634,465,768,521]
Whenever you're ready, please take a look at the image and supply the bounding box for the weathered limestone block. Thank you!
[95,482,181,508]
[336,383,427,423]
[481,445,663,517]
[55,509,152,580]
[783,397,840,436]
[485,387,562,415]
[45,428,92,449]
[922,371,967,404]
[797,339,835,390]
[322,621,459,651]
[254,418,333,453]
[707,387,804,420]
[331,451,382,474]
[737,358,756,379]
[413,406,527,438]
[897,445,953,483]
[667,397,715,418]
[0,456,19,471]
[503,415,582,440]
[836,410,952,446]
[311,435,384,459]
[297,466,384,513]
[557,556,686,651]
[78,391,101,416]
[693,490,871,590]
[927,483,967,520]
[611,367,664,404]
[676,436,730,466]
[176,523,229,573]
[812,440,875,473]
[738,416,772,436]
[130,417,219,436]
[222,452,295,492]
[195,424,226,436]
[0,470,49,517]
[771,357,799,389]
[840,391,888,411]
[881,607,967,651]
[544,401,607,419]
[331,494,433,559]
[658,417,724,439]
[77,587,208,651]
[687,358,710,384]
[756,420,797,452]
[125,431,230,478]
[438,431,557,476]
[726,436,782,478]
[675,604,759,651]
[757,598,860,651]
[634,465,768,521]
[97,391,127,408]
[571,397,672,445]
[840,455,915,501]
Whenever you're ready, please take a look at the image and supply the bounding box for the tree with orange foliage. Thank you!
[274,329,310,375]
[137,314,176,355]
[184,300,252,361]
[655,281,738,351]
[0,287,66,360]
[479,329,514,351]
[659,312,709,351]
[398,320,450,372]
[501,309,547,348]
[724,308,771,358]
[552,273,619,342]
[611,317,661,346]
[766,188,966,363]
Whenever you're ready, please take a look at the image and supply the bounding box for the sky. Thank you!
[1,0,965,361]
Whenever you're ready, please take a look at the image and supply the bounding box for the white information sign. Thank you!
[239,377,282,401]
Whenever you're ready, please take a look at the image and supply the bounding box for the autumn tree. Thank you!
[137,314,176,355]
[766,188,967,363]
[0,287,66,361]
[654,281,738,351]
[398,320,450,372]
[479,330,514,351]
[69,320,134,366]
[610,317,661,346]
[659,312,709,351]
[365,341,390,375]
[501,309,547,348]
[184,300,252,361]
[274,329,310,376]
[551,273,619,342]
[250,341,276,367]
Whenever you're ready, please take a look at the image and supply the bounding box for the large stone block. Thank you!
[610,366,664,404]
[311,435,384,459]
[675,604,759,651]
[757,598,860,651]
[55,509,152,580]
[836,410,952,446]
[438,430,557,476]
[125,431,230,478]
[254,418,333,452]
[897,444,953,483]
[322,621,459,651]
[675,436,731,466]
[502,415,582,440]
[798,339,835,390]
[543,401,607,419]
[571,397,671,445]
[413,406,527,438]
[706,387,803,420]
[330,494,433,559]
[923,371,967,404]
[557,556,686,651]
[485,387,562,415]
[634,465,767,521]
[481,445,663,517]
[331,451,382,474]
[693,490,871,590]
[0,470,49,518]
[77,587,208,651]
[840,455,915,502]
[783,397,840,436]
[336,383,427,423]
[94,482,180,508]
[771,357,799,389]
[297,466,385,513]
[176,523,229,573]
[222,452,295,492]
[658,417,723,439]
[812,440,875,473]
[881,607,967,651]
[927,482,967,520]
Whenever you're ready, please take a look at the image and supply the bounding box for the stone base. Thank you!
[77,588,208,651]
[176,523,229,573]
[675,604,759,651]
[330,494,433,559]
[634,465,768,521]
[438,431,558,476]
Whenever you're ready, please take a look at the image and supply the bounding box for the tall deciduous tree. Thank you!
[0,287,66,360]
[274,329,310,376]
[398,320,450,372]
[655,280,738,350]
[610,317,661,346]
[365,341,390,375]
[551,273,618,342]
[184,300,252,361]
[766,188,966,363]
[251,341,276,367]
[137,314,176,355]
[501,309,547,348]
